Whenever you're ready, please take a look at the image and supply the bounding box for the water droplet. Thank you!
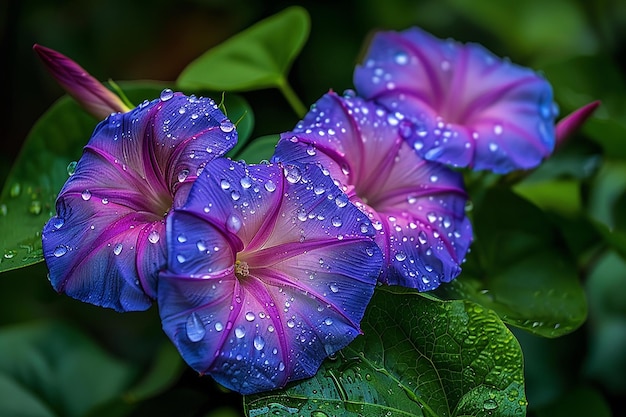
[240,177,252,189]
[306,145,317,156]
[394,51,409,65]
[177,254,186,263]
[231,190,241,201]
[67,161,77,176]
[489,142,498,152]
[53,246,67,257]
[331,216,342,227]
[335,194,349,208]
[0,204,6,216]
[178,169,189,182]
[324,318,333,326]
[160,88,174,101]
[395,251,407,261]
[494,124,503,135]
[427,212,437,223]
[483,399,498,411]
[29,201,42,215]
[254,335,265,350]
[278,361,285,371]
[53,217,64,229]
[101,198,109,205]
[148,230,160,243]
[220,120,235,133]
[9,183,21,198]
[226,214,242,233]
[235,326,246,339]
[186,312,206,342]
[245,311,255,321]
[81,190,92,201]
[285,166,302,184]
[113,243,123,255]
[287,319,295,328]
[4,250,17,259]
[264,180,276,192]
[177,234,187,243]
[220,179,231,190]
[214,321,224,331]
[329,283,339,293]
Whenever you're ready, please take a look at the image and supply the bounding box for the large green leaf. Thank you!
[177,6,309,91]
[0,321,135,417]
[244,287,526,417]
[435,188,587,337]
[0,82,195,274]
[176,7,310,115]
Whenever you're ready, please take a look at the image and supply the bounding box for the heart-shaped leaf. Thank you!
[244,287,526,417]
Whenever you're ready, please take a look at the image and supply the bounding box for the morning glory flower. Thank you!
[42,91,237,312]
[33,44,130,119]
[273,91,472,291]
[159,158,382,394]
[354,27,558,174]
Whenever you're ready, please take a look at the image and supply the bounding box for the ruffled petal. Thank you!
[354,27,558,173]
[42,92,237,311]
[159,158,381,394]
[274,92,472,290]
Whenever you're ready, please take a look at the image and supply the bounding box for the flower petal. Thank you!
[354,27,558,173]
[42,92,237,311]
[274,92,472,290]
[33,44,130,119]
[159,158,381,394]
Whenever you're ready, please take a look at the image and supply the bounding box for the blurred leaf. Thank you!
[0,321,135,417]
[436,188,587,337]
[513,179,581,216]
[177,7,310,93]
[0,374,55,417]
[445,0,597,61]
[244,287,526,417]
[536,386,612,417]
[235,135,279,164]
[0,83,168,274]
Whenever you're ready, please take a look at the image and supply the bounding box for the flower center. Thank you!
[235,260,250,279]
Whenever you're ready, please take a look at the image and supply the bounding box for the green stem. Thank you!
[278,77,307,119]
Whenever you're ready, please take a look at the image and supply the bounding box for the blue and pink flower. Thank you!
[159,158,382,393]
[273,91,472,291]
[354,27,558,173]
[42,91,237,311]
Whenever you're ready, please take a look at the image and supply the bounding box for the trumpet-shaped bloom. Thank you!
[33,44,130,119]
[159,158,382,394]
[42,91,237,312]
[354,27,558,173]
[273,91,472,291]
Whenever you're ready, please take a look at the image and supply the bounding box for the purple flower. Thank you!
[273,91,472,291]
[158,158,381,394]
[33,44,130,119]
[42,91,237,312]
[354,27,558,174]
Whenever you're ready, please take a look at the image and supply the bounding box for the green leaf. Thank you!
[221,94,255,157]
[0,321,135,417]
[176,7,310,115]
[0,82,168,274]
[235,135,280,164]
[435,188,587,337]
[244,288,526,417]
[536,386,612,417]
[178,6,309,91]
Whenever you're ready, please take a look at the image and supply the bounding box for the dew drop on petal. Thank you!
[494,124,503,135]
[53,246,67,257]
[186,312,206,342]
[214,321,224,332]
[324,318,333,326]
[245,311,256,322]
[331,216,342,227]
[240,177,252,189]
[178,169,189,182]
[160,88,174,101]
[253,335,265,351]
[148,230,160,244]
[113,243,123,256]
[220,120,235,133]
[264,180,277,192]
[226,214,242,234]
[81,190,92,201]
[177,234,187,243]
[220,179,231,190]
[329,283,339,293]
[53,217,64,229]
[395,251,407,261]
[285,166,302,184]
[394,51,409,65]
[235,326,246,339]
[278,362,285,371]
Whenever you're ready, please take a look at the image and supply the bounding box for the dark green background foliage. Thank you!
[2,0,626,416]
